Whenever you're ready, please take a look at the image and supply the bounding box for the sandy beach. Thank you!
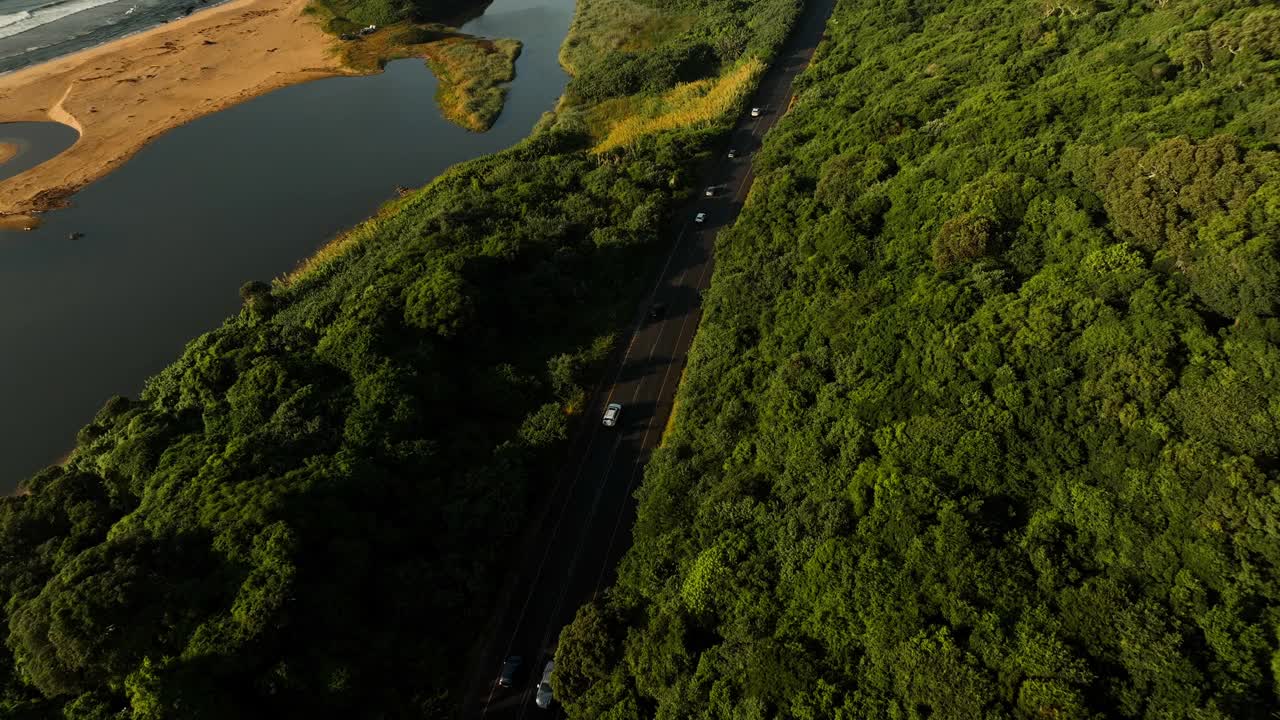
[0,0,348,218]
[0,143,16,165]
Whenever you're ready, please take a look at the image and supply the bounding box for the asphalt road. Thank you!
[470,0,836,715]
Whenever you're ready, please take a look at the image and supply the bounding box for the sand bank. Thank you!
[0,143,16,165]
[0,0,348,218]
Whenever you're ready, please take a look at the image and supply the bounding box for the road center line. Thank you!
[523,432,626,695]
[479,19,824,711]
[494,216,701,716]
[591,244,717,595]
[482,221,694,717]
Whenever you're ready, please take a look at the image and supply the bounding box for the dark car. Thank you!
[497,655,522,688]
[648,303,666,322]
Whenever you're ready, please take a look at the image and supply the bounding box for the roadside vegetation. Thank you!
[555,0,1280,718]
[0,0,800,717]
[590,58,764,152]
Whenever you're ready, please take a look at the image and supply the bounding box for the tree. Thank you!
[403,268,473,337]
[932,213,996,270]
[1188,181,1280,322]
[553,601,620,712]
[238,280,274,315]
[1097,136,1262,261]
[548,353,582,403]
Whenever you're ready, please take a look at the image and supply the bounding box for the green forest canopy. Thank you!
[0,0,801,716]
[554,0,1280,718]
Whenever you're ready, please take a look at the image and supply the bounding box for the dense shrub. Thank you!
[563,0,1280,718]
[0,0,801,714]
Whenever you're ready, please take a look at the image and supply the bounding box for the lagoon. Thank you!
[0,0,572,490]
[0,121,78,182]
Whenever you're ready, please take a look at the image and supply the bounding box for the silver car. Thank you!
[602,402,623,428]
[535,660,555,709]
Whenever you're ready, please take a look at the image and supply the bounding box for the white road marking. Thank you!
[591,233,717,595]
[514,431,625,720]
[482,222,693,718]
[481,38,820,713]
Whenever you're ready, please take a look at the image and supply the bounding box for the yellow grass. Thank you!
[331,23,433,72]
[562,388,587,417]
[295,6,449,73]
[591,58,765,153]
[424,37,522,132]
[281,184,427,285]
[300,8,521,132]
[660,378,685,447]
[281,213,386,286]
[284,7,764,288]
[314,17,520,132]
[558,0,695,76]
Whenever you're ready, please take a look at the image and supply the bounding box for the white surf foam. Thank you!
[0,0,122,41]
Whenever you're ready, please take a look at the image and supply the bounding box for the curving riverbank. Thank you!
[0,0,574,490]
[0,0,346,219]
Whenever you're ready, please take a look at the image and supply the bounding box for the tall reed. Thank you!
[592,58,765,153]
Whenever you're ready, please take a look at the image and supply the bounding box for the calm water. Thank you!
[0,120,77,180]
[0,0,573,490]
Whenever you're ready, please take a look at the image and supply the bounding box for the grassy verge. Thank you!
[588,58,764,152]
[558,0,695,76]
[659,372,684,447]
[424,36,522,132]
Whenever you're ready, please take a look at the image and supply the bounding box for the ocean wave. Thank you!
[0,0,122,41]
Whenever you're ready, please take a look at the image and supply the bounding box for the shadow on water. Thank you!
[0,0,574,490]
[0,122,79,182]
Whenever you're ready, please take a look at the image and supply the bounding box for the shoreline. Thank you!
[0,0,238,80]
[0,0,351,219]
[0,142,16,165]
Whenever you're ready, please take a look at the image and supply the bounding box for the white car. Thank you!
[602,402,623,428]
[704,186,716,197]
[694,212,706,223]
[535,660,555,709]
[750,107,761,117]
[727,148,737,158]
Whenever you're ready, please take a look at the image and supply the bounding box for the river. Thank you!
[0,0,573,491]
